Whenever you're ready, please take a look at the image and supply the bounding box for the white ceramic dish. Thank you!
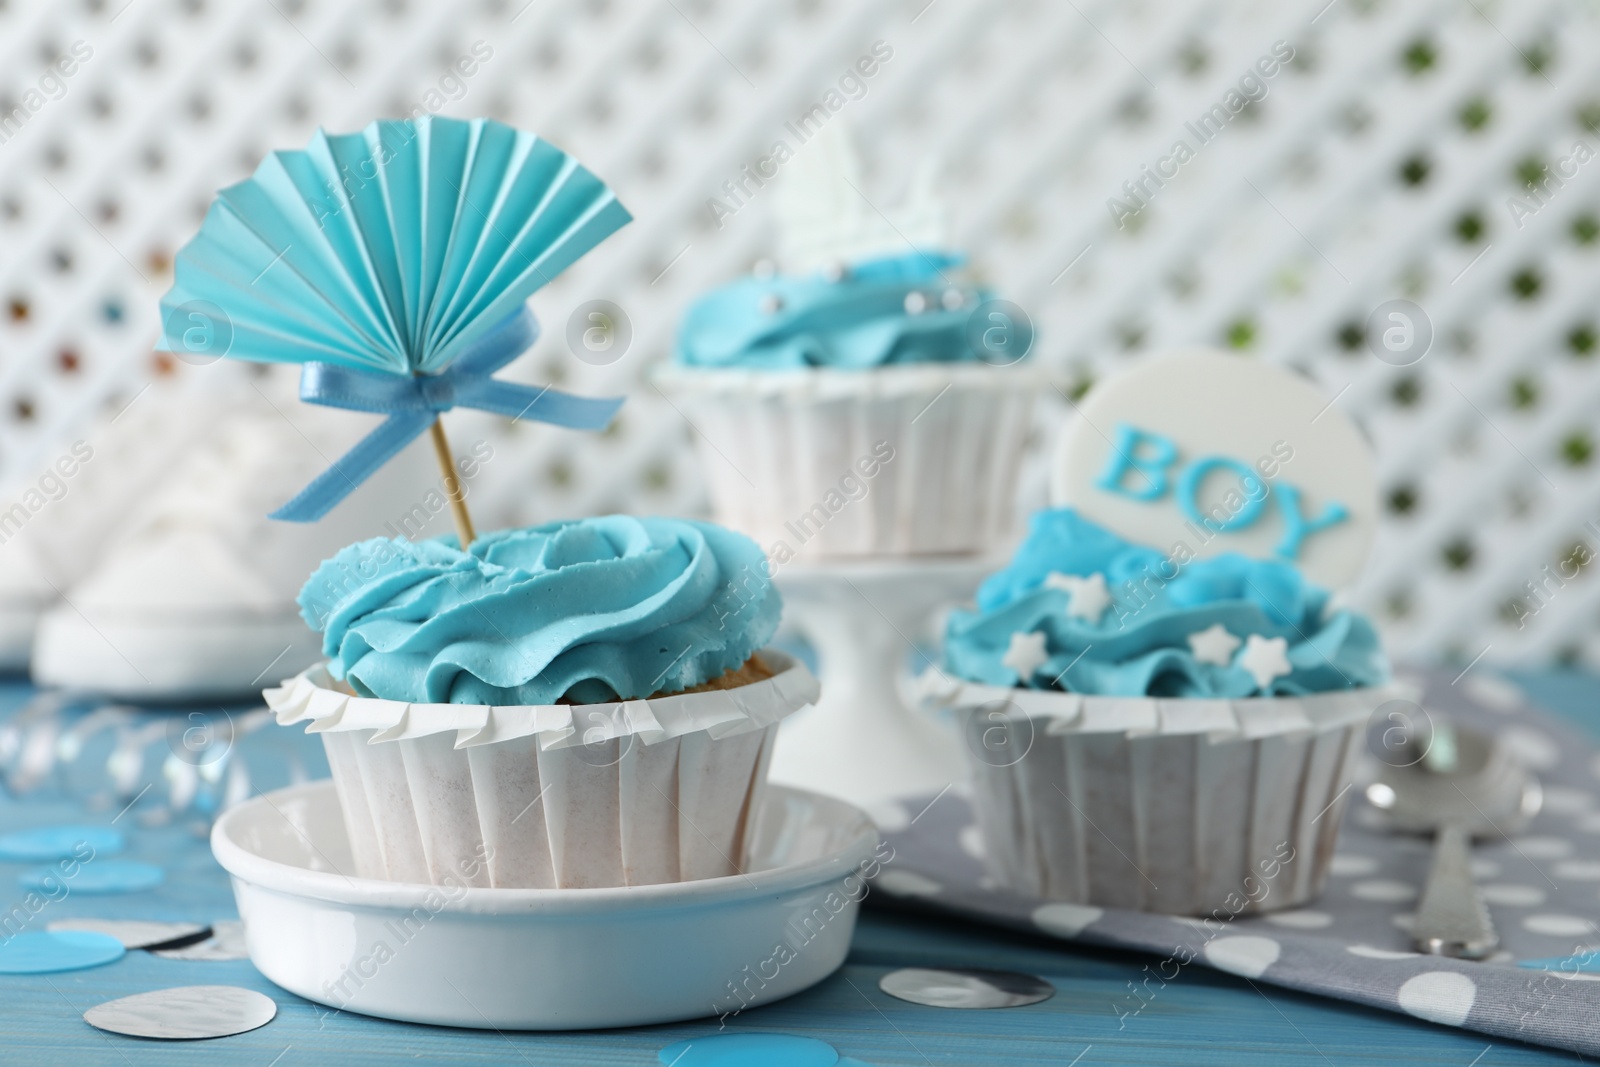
[213,780,880,1029]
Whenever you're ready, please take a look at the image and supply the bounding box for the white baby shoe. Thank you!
[32,375,454,702]
[0,374,227,671]
[0,536,57,672]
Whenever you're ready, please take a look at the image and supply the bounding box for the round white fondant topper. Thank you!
[1051,349,1376,589]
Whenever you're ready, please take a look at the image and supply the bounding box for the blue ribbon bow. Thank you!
[270,308,622,521]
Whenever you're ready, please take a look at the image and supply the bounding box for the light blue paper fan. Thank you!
[155,116,632,521]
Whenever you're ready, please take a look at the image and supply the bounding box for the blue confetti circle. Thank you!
[659,1033,840,1067]
[0,826,124,862]
[0,931,125,974]
[21,861,163,895]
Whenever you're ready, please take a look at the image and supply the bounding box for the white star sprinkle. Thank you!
[1237,634,1293,690]
[1001,630,1050,682]
[1043,571,1112,624]
[1187,623,1242,666]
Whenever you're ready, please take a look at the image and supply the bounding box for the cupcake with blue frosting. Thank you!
[266,515,819,890]
[659,249,1035,560]
[920,507,1391,915]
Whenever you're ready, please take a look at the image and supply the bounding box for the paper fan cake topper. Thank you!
[157,116,632,544]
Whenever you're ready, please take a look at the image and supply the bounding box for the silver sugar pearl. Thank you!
[904,291,929,315]
[942,287,967,311]
[759,293,785,314]
[822,260,849,283]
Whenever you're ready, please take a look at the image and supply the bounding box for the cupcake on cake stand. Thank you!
[659,125,1037,807]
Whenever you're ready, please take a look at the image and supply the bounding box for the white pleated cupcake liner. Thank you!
[263,649,819,889]
[917,670,1390,915]
[657,364,1036,557]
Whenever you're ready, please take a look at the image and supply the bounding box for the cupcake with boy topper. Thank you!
[162,116,820,891]
[920,350,1392,915]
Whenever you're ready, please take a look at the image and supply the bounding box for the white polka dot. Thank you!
[1576,812,1600,834]
[875,870,941,897]
[958,825,985,860]
[1524,914,1596,937]
[1386,837,1433,854]
[1391,913,1416,932]
[1032,903,1103,938]
[1469,858,1502,879]
[1480,883,1545,907]
[863,799,909,833]
[1500,727,1561,771]
[1354,808,1390,830]
[1347,944,1418,960]
[1516,837,1573,860]
[1464,674,1524,712]
[1204,936,1281,978]
[1398,971,1477,1027]
[1391,670,1427,698]
[1390,671,1427,699]
[1544,786,1596,815]
[1553,860,1600,880]
[1168,916,1210,928]
[1352,879,1419,903]
[1266,910,1333,930]
[1328,854,1378,877]
[1485,950,1516,965]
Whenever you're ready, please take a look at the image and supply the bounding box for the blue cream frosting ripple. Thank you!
[297,516,781,705]
[675,251,1002,370]
[943,508,1387,697]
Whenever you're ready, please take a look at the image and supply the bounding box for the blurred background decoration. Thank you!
[0,0,1596,670]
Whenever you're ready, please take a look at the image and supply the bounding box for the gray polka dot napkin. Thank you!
[870,670,1600,1058]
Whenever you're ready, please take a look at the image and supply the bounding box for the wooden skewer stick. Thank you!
[428,417,477,547]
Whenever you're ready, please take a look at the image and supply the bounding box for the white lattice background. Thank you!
[1,0,1598,668]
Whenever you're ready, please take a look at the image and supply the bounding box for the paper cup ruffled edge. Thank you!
[655,365,1037,557]
[917,668,1396,914]
[265,649,819,749]
[264,650,819,889]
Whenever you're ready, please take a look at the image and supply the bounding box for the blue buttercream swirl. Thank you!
[297,515,781,705]
[675,251,1010,370]
[943,508,1387,697]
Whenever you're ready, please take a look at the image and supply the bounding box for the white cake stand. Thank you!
[767,556,994,807]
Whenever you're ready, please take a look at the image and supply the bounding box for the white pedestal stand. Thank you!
[767,557,992,808]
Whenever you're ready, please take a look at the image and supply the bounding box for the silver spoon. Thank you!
[1365,720,1542,959]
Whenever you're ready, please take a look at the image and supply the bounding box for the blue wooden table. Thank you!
[1,669,1592,1065]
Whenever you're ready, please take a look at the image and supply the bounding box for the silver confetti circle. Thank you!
[152,921,249,961]
[48,919,207,951]
[878,967,1055,1009]
[84,985,277,1040]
